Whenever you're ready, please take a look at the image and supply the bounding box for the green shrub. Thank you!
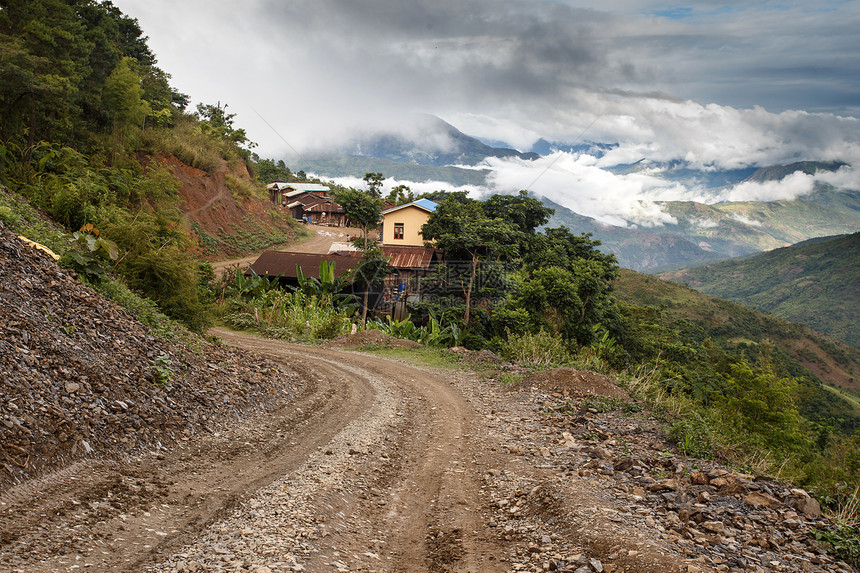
[814,525,860,567]
[226,312,258,329]
[499,329,571,366]
[92,277,174,335]
[150,354,175,386]
[669,412,715,459]
[221,289,354,341]
[122,247,212,332]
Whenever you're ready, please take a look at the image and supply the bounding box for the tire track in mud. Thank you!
[4,329,704,573]
[206,332,516,572]
[0,337,375,573]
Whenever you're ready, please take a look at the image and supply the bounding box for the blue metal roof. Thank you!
[382,198,439,215]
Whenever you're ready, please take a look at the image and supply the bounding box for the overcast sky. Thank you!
[115,0,860,225]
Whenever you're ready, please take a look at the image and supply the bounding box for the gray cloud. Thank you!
[115,0,860,222]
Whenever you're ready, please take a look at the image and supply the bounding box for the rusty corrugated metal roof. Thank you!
[383,246,440,269]
[334,245,440,270]
[249,251,359,279]
[304,201,345,213]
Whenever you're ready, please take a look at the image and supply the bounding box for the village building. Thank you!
[380,198,438,246]
[248,251,359,286]
[249,244,441,319]
[249,196,441,317]
[265,181,350,226]
[265,181,329,205]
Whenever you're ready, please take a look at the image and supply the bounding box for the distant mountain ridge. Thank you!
[542,197,727,271]
[300,114,540,177]
[542,183,860,272]
[657,233,860,347]
[292,116,860,270]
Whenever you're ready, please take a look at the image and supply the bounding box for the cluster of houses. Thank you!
[266,181,350,226]
[256,181,443,318]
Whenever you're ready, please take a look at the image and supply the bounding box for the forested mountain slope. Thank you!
[658,233,860,347]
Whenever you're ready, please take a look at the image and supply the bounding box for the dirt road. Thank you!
[211,225,366,275]
[0,331,702,573]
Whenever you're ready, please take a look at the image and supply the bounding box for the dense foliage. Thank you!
[614,269,860,510]
[0,0,290,332]
[419,190,620,349]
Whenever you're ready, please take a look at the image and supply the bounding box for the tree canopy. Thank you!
[420,189,619,345]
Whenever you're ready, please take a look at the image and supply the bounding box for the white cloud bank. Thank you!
[483,148,860,228]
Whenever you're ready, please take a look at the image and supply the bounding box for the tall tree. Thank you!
[196,102,252,148]
[103,56,147,155]
[0,0,91,147]
[421,193,520,325]
[385,184,413,205]
[517,227,620,346]
[330,187,382,249]
[352,240,390,327]
[363,172,384,198]
[482,190,554,236]
[330,186,387,324]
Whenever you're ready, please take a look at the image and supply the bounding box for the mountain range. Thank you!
[296,114,536,182]
[294,115,860,272]
[546,181,860,272]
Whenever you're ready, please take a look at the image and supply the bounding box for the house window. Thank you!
[393,223,404,240]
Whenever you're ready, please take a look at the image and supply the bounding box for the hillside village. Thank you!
[257,181,443,319]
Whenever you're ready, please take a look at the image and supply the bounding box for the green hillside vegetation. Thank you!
[613,269,860,493]
[0,0,296,331]
[659,233,860,347]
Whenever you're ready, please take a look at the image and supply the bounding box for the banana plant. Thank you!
[295,260,357,311]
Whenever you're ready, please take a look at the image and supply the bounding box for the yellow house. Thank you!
[380,199,438,246]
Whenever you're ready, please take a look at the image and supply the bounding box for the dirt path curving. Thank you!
[2,330,704,573]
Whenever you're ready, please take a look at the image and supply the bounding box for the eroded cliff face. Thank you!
[153,154,301,259]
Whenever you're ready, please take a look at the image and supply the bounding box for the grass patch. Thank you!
[821,384,860,417]
[498,372,525,386]
[225,172,265,201]
[139,117,231,173]
[355,345,465,371]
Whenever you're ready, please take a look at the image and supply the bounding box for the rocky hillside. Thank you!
[505,368,843,573]
[0,223,301,488]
